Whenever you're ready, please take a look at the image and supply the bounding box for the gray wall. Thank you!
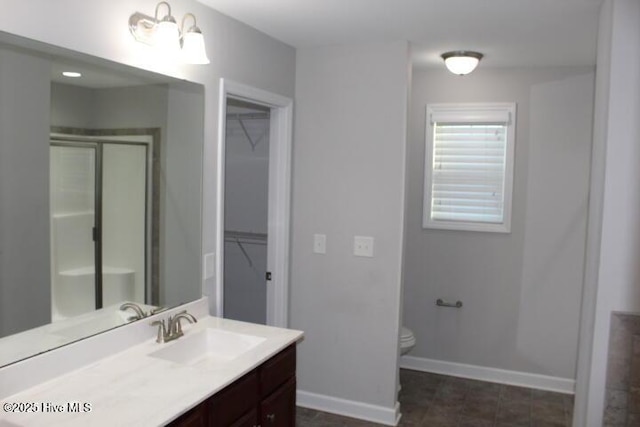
[291,41,409,411]
[163,85,204,307]
[0,48,51,337]
[577,0,640,424]
[51,83,168,130]
[50,84,94,127]
[403,67,594,379]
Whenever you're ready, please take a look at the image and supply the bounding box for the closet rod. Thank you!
[224,230,267,245]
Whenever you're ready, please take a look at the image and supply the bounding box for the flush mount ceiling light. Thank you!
[129,1,209,65]
[62,71,82,78]
[441,51,483,76]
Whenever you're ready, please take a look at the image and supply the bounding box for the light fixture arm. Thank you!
[154,1,174,22]
[181,13,200,35]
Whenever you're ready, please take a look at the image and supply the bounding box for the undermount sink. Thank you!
[149,328,266,366]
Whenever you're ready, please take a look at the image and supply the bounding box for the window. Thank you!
[423,103,516,233]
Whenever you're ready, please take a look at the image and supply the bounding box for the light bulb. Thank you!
[441,51,484,76]
[182,31,210,64]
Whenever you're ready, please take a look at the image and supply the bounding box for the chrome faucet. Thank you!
[168,311,198,340]
[120,302,147,321]
[151,310,198,343]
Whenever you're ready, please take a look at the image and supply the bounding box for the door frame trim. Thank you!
[215,79,293,328]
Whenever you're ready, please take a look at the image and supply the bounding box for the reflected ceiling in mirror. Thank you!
[0,31,204,368]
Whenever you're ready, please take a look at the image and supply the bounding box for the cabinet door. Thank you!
[228,409,258,427]
[167,402,207,427]
[260,378,296,427]
[260,345,295,398]
[210,371,259,427]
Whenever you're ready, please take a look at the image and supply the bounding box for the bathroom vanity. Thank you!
[0,300,303,427]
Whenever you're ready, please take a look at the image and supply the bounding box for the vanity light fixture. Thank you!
[441,51,483,76]
[153,2,180,53]
[181,14,210,65]
[62,71,82,78]
[129,1,209,65]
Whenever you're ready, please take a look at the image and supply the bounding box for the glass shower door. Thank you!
[101,143,147,307]
[50,143,99,320]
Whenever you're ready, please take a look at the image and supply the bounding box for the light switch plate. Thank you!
[313,234,327,254]
[204,252,215,279]
[354,236,374,257]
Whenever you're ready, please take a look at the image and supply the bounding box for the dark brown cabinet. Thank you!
[259,378,296,427]
[168,402,207,427]
[168,344,296,427]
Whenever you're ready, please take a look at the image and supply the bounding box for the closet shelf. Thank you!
[224,230,267,268]
[224,230,267,245]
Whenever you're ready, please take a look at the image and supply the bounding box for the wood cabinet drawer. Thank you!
[228,408,257,427]
[260,377,296,427]
[259,345,295,398]
[210,371,259,426]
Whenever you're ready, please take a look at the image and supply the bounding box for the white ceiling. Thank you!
[196,0,603,68]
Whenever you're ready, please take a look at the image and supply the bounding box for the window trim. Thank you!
[422,102,516,233]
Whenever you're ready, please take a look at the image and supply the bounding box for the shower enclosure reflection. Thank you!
[50,138,150,320]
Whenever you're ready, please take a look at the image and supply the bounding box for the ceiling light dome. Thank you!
[441,51,483,76]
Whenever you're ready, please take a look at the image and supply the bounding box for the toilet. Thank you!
[398,327,416,392]
[400,326,416,355]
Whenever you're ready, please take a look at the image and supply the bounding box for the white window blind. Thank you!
[423,103,516,233]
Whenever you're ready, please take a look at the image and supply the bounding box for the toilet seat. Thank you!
[400,327,416,350]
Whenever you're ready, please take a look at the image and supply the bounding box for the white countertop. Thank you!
[0,316,303,427]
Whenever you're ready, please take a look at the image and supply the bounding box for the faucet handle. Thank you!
[151,320,166,343]
[174,319,185,339]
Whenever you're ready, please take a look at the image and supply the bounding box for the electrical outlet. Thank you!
[354,236,374,257]
[204,252,215,279]
[313,234,327,254]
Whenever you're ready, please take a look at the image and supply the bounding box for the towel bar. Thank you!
[436,299,463,308]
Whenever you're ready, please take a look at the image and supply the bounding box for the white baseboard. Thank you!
[297,390,401,426]
[400,355,575,394]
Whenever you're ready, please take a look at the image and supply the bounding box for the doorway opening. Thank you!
[216,79,293,328]
[223,99,270,324]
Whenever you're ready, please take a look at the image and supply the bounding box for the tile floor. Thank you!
[296,369,574,427]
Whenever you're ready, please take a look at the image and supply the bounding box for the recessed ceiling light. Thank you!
[62,71,82,78]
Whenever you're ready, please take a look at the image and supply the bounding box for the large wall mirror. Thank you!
[0,31,204,367]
